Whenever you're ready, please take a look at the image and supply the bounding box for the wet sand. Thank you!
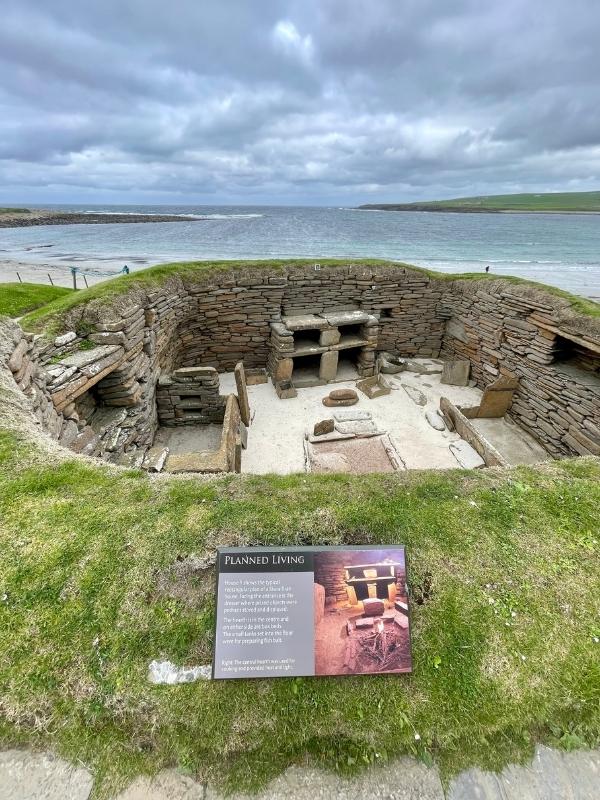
[0,257,150,288]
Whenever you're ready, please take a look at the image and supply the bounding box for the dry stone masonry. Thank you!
[1,262,598,471]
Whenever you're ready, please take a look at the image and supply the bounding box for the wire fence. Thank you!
[14,264,130,288]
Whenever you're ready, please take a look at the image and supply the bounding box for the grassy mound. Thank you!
[0,283,72,318]
[360,190,600,213]
[0,429,598,795]
[18,260,600,336]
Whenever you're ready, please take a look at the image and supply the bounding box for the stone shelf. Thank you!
[292,340,328,356]
[333,335,369,350]
[292,336,368,357]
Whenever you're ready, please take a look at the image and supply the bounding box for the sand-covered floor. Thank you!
[218,367,478,473]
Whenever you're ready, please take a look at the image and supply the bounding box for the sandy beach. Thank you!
[0,256,153,288]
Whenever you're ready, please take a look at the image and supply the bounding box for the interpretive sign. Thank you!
[213,545,412,679]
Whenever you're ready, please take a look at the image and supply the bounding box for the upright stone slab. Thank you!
[477,373,518,418]
[274,358,293,382]
[441,360,470,386]
[234,362,251,426]
[319,350,339,382]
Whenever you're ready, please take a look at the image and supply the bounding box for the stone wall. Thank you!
[156,366,226,426]
[440,282,600,457]
[2,263,599,467]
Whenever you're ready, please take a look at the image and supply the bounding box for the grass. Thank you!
[0,208,30,215]
[0,428,598,796]
[359,190,600,213]
[0,283,72,318]
[18,259,600,336]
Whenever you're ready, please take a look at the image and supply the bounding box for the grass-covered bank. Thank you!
[360,190,600,213]
[0,429,598,796]
[17,259,600,336]
[0,282,72,318]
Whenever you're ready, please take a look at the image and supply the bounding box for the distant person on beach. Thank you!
[485,265,490,273]
[123,264,130,274]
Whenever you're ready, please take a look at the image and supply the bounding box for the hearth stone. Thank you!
[363,598,385,616]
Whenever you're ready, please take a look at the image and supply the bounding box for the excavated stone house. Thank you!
[2,263,599,473]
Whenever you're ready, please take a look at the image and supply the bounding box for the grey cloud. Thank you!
[0,0,600,203]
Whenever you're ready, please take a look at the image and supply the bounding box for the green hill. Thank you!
[359,191,600,213]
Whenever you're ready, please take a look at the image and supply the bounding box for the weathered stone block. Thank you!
[319,351,339,382]
[441,360,470,386]
[313,419,335,436]
[319,328,341,347]
[274,358,293,382]
[322,388,359,407]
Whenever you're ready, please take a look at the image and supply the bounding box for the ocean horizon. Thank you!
[1,204,599,298]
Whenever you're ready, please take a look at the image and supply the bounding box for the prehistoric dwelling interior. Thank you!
[2,262,599,475]
[313,549,412,675]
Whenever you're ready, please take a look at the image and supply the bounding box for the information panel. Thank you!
[213,545,412,679]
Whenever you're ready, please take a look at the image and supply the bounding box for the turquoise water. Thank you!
[1,205,599,297]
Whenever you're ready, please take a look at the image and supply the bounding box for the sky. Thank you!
[1,0,600,205]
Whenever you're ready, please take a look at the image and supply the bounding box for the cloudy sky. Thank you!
[1,0,600,205]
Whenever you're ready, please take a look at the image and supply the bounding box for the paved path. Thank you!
[0,745,598,799]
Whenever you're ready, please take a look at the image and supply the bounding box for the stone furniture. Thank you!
[268,310,379,388]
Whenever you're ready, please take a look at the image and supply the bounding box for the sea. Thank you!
[1,204,599,298]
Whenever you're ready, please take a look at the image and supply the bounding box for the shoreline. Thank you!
[0,256,161,288]
[357,205,600,215]
[0,255,598,300]
[0,209,207,228]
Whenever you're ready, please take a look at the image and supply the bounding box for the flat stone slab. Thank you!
[404,358,443,375]
[335,419,382,437]
[283,314,327,331]
[205,758,444,800]
[449,439,486,469]
[1,746,599,800]
[322,310,369,326]
[402,384,427,406]
[307,431,355,443]
[441,360,470,386]
[60,345,122,369]
[332,409,372,422]
[0,750,93,800]
[114,770,205,800]
[447,745,600,800]
[172,366,217,379]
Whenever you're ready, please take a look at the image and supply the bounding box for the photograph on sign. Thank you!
[213,545,411,679]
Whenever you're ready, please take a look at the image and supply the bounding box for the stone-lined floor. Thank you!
[215,364,549,474]
[1,745,597,799]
